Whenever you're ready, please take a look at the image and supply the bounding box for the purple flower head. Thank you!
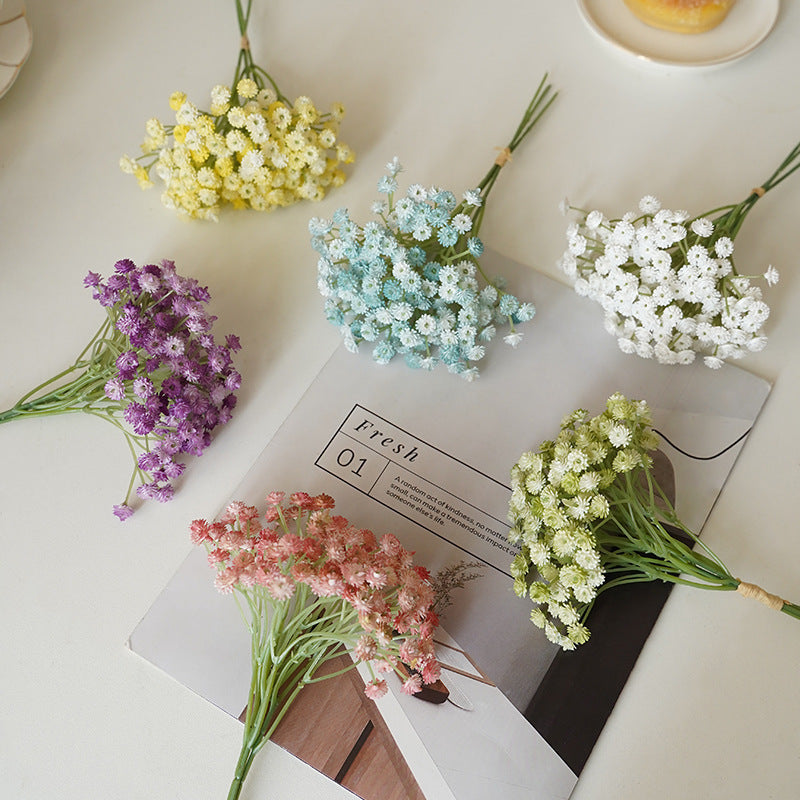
[171,296,192,316]
[114,259,137,274]
[182,362,201,383]
[143,262,163,279]
[162,460,185,480]
[84,271,101,287]
[225,334,242,352]
[139,271,161,294]
[208,346,231,373]
[133,376,153,399]
[210,384,229,406]
[115,350,140,380]
[136,482,158,500]
[186,315,213,334]
[97,286,118,307]
[161,376,183,398]
[138,451,161,471]
[155,485,175,503]
[156,434,182,456]
[153,311,176,331]
[116,305,143,337]
[145,393,167,416]
[162,335,185,357]
[113,504,135,521]
[194,285,211,303]
[104,377,125,401]
[169,398,191,420]
[124,402,155,435]
[107,274,129,292]
[225,371,242,391]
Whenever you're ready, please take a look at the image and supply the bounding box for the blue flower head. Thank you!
[377,175,398,195]
[332,207,351,227]
[467,236,484,257]
[437,225,458,247]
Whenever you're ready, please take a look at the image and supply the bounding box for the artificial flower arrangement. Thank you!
[558,139,800,368]
[191,491,440,800]
[310,75,556,379]
[507,392,799,651]
[120,0,354,221]
[0,259,241,520]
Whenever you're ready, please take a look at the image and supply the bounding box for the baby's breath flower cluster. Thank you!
[0,259,241,520]
[559,138,800,369]
[311,76,556,379]
[508,392,800,651]
[120,1,353,220]
[192,491,440,800]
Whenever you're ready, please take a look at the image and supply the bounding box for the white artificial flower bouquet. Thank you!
[558,139,800,368]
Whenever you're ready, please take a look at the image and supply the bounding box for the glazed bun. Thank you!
[623,0,736,34]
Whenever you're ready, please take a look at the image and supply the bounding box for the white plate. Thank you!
[577,0,779,68]
[0,0,32,99]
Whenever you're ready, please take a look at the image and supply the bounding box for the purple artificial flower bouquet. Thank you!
[0,258,241,520]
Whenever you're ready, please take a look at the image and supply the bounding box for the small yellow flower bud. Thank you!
[169,91,187,111]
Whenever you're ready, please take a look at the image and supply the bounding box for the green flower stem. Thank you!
[226,584,373,800]
[231,0,289,104]
[592,469,800,621]
[0,365,114,424]
[470,74,556,236]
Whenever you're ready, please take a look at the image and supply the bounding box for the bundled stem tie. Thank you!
[240,34,250,50]
[494,146,513,167]
[736,580,785,611]
[750,185,766,197]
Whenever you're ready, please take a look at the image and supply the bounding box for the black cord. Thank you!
[653,427,752,461]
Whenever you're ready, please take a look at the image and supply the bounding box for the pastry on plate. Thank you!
[623,0,736,34]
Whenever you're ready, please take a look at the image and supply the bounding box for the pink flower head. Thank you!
[218,530,247,551]
[289,491,315,509]
[265,491,285,507]
[340,560,369,587]
[223,501,259,524]
[214,567,239,594]
[264,572,296,601]
[207,548,230,565]
[419,656,441,685]
[312,493,336,510]
[401,673,423,695]
[380,533,404,557]
[399,638,421,666]
[263,506,281,523]
[324,534,347,563]
[354,634,378,662]
[307,563,346,597]
[189,518,211,544]
[364,679,388,700]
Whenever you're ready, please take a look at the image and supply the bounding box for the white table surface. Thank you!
[2,2,800,798]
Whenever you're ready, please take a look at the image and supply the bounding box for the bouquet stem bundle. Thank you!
[312,76,556,377]
[508,393,799,650]
[121,0,353,219]
[559,138,800,368]
[192,492,440,799]
[0,259,241,519]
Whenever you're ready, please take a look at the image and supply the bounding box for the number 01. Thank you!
[337,448,367,477]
